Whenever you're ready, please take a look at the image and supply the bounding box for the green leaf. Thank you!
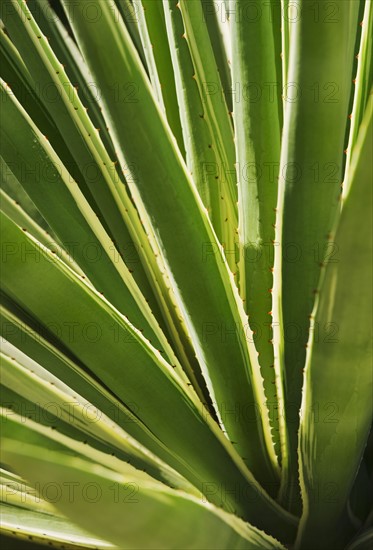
[295,99,373,550]
[133,0,185,154]
[27,0,117,160]
[0,80,181,368]
[0,156,53,239]
[1,436,287,550]
[230,0,283,465]
[0,456,58,517]
[115,0,147,68]
[3,0,214,385]
[163,0,238,276]
[0,15,101,229]
[61,0,280,490]
[344,0,372,197]
[0,293,197,475]
[0,26,60,151]
[0,349,196,493]
[0,503,113,549]
[0,211,296,538]
[200,0,233,113]
[273,0,361,510]
[0,187,84,276]
[0,402,198,499]
[280,0,290,88]
[269,0,283,129]
[1,0,163,320]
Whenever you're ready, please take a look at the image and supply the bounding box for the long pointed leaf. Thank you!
[230,0,283,465]
[0,211,296,538]
[0,503,113,549]
[1,435,287,550]
[295,99,373,550]
[273,0,361,509]
[133,0,184,154]
[163,0,238,276]
[60,0,280,489]
[0,79,179,368]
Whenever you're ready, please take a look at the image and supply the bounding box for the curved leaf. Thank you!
[0,211,296,538]
[0,503,113,549]
[1,436,287,550]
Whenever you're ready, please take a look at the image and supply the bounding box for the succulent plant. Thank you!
[0,0,372,549]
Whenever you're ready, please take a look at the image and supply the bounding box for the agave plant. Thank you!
[0,0,372,548]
